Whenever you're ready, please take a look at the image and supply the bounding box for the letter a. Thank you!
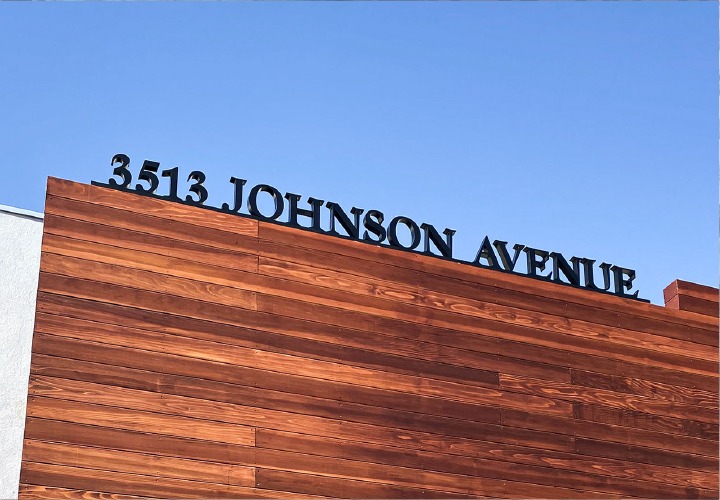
[473,236,500,269]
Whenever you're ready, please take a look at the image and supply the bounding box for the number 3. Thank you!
[108,153,131,188]
[186,171,208,205]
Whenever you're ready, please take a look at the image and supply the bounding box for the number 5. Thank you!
[136,160,160,194]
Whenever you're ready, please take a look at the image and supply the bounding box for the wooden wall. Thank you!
[20,178,719,499]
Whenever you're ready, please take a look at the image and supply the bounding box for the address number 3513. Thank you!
[107,153,208,205]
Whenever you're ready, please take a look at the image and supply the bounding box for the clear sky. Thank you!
[0,3,716,305]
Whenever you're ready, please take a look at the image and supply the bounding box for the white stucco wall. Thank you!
[0,205,43,499]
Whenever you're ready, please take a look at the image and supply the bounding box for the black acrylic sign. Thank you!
[92,153,646,302]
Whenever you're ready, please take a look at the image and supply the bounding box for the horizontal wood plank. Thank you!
[500,373,718,424]
[574,437,718,472]
[25,394,255,447]
[255,428,716,498]
[570,369,718,409]
[254,469,481,499]
[20,462,323,499]
[19,484,150,499]
[664,280,719,304]
[47,177,258,237]
[22,439,256,487]
[500,409,718,457]
[572,403,718,441]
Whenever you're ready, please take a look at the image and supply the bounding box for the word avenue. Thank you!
[92,153,645,301]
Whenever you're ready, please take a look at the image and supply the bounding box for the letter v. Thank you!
[493,240,525,271]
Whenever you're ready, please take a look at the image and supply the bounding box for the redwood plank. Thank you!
[664,280,719,304]
[25,394,255,447]
[20,462,321,499]
[575,437,719,472]
[500,374,718,424]
[572,403,718,441]
[255,428,712,498]
[255,428,718,491]
[32,303,568,417]
[43,215,258,273]
[255,469,481,499]
[24,418,256,466]
[22,439,255,486]
[19,484,149,499]
[501,409,718,457]
[674,295,719,317]
[251,446,622,499]
[40,256,258,312]
[570,369,718,410]
[47,177,258,237]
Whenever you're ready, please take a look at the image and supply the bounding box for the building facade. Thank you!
[14,178,720,498]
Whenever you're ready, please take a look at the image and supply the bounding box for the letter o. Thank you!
[387,216,421,250]
[247,184,285,220]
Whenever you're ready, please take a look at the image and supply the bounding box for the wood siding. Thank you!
[20,177,719,499]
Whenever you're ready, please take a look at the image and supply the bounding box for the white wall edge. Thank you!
[0,204,44,220]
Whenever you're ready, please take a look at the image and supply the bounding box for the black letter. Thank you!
[326,202,364,239]
[387,216,421,250]
[550,252,581,286]
[494,240,524,271]
[473,236,500,269]
[573,258,612,291]
[221,177,247,213]
[420,224,455,258]
[363,210,386,244]
[611,265,639,298]
[286,192,324,231]
[248,184,284,220]
[524,247,551,280]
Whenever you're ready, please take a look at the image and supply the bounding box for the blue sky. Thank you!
[0,3,716,305]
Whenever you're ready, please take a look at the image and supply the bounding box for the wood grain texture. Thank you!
[259,221,718,340]
[664,279,718,304]
[19,485,150,500]
[22,440,256,487]
[20,179,719,499]
[666,293,718,318]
